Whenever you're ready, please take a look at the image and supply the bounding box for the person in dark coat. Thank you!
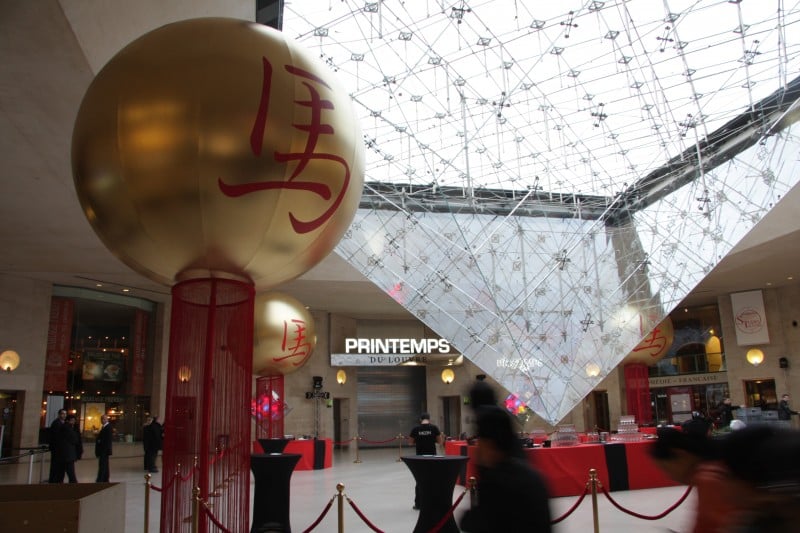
[778,394,798,421]
[143,415,163,473]
[47,408,67,483]
[61,414,82,483]
[715,397,736,428]
[95,414,113,482]
[458,406,551,532]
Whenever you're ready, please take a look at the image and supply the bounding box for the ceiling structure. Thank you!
[1,1,800,423]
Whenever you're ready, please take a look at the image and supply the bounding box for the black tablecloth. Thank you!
[250,453,301,533]
[401,455,469,533]
[258,438,290,454]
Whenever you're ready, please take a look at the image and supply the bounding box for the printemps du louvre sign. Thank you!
[331,337,461,366]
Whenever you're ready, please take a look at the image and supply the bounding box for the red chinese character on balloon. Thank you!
[218,57,352,234]
[274,319,312,367]
[632,326,668,359]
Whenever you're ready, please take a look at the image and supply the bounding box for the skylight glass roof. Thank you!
[281,1,800,424]
[285,0,800,196]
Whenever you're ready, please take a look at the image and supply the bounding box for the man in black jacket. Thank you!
[143,415,163,473]
[95,414,113,482]
[778,394,798,421]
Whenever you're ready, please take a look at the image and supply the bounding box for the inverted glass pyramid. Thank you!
[285,1,800,423]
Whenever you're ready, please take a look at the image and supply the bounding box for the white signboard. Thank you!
[731,290,770,346]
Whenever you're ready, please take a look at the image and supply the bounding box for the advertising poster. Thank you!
[731,290,770,346]
[82,350,125,382]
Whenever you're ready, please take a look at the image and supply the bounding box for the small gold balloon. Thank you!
[623,316,674,366]
[72,18,364,288]
[253,292,317,376]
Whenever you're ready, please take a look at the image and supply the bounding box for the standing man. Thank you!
[408,412,443,510]
[778,394,798,421]
[48,408,67,483]
[143,415,163,473]
[95,414,113,482]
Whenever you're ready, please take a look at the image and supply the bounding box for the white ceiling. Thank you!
[0,0,798,323]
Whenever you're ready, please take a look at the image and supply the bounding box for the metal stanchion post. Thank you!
[144,473,151,533]
[354,435,362,463]
[174,463,182,530]
[191,486,200,533]
[589,468,599,533]
[39,447,46,483]
[27,450,35,484]
[468,476,477,508]
[337,483,345,533]
[396,434,403,462]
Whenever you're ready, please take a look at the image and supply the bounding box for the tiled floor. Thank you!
[1,443,693,532]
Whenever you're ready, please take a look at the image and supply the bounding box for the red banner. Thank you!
[43,298,74,392]
[130,309,148,395]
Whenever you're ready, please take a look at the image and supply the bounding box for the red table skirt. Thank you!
[445,439,679,497]
[252,438,332,470]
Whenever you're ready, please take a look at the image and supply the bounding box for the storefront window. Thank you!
[650,304,725,377]
[41,287,156,442]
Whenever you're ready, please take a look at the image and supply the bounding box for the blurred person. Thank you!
[408,412,443,510]
[459,406,551,532]
[95,414,113,482]
[778,394,798,421]
[651,427,747,532]
[718,425,800,532]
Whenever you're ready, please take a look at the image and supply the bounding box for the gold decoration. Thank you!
[253,292,317,376]
[623,316,675,366]
[72,18,364,288]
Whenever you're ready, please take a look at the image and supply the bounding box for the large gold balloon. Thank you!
[253,292,317,376]
[623,316,674,366]
[72,18,364,288]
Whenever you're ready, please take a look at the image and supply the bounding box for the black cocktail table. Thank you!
[401,455,469,533]
[250,453,301,533]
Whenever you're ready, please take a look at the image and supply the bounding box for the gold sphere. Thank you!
[253,292,317,376]
[72,18,364,288]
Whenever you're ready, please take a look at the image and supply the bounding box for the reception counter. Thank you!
[253,438,332,471]
[445,439,678,497]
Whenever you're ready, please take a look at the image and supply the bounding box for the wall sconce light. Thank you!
[336,369,347,385]
[441,368,455,385]
[0,350,20,372]
[178,365,192,383]
[585,362,601,378]
[746,348,764,366]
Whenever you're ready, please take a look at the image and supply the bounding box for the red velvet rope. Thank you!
[360,436,401,444]
[426,488,468,533]
[300,495,335,533]
[332,437,355,445]
[347,496,386,532]
[200,501,233,533]
[600,484,693,520]
[149,483,163,493]
[550,485,589,524]
[179,469,195,483]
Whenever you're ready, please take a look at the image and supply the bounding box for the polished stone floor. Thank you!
[0,443,693,532]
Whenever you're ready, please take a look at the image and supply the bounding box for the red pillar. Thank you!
[624,362,652,425]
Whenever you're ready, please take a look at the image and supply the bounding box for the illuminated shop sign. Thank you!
[332,337,451,366]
